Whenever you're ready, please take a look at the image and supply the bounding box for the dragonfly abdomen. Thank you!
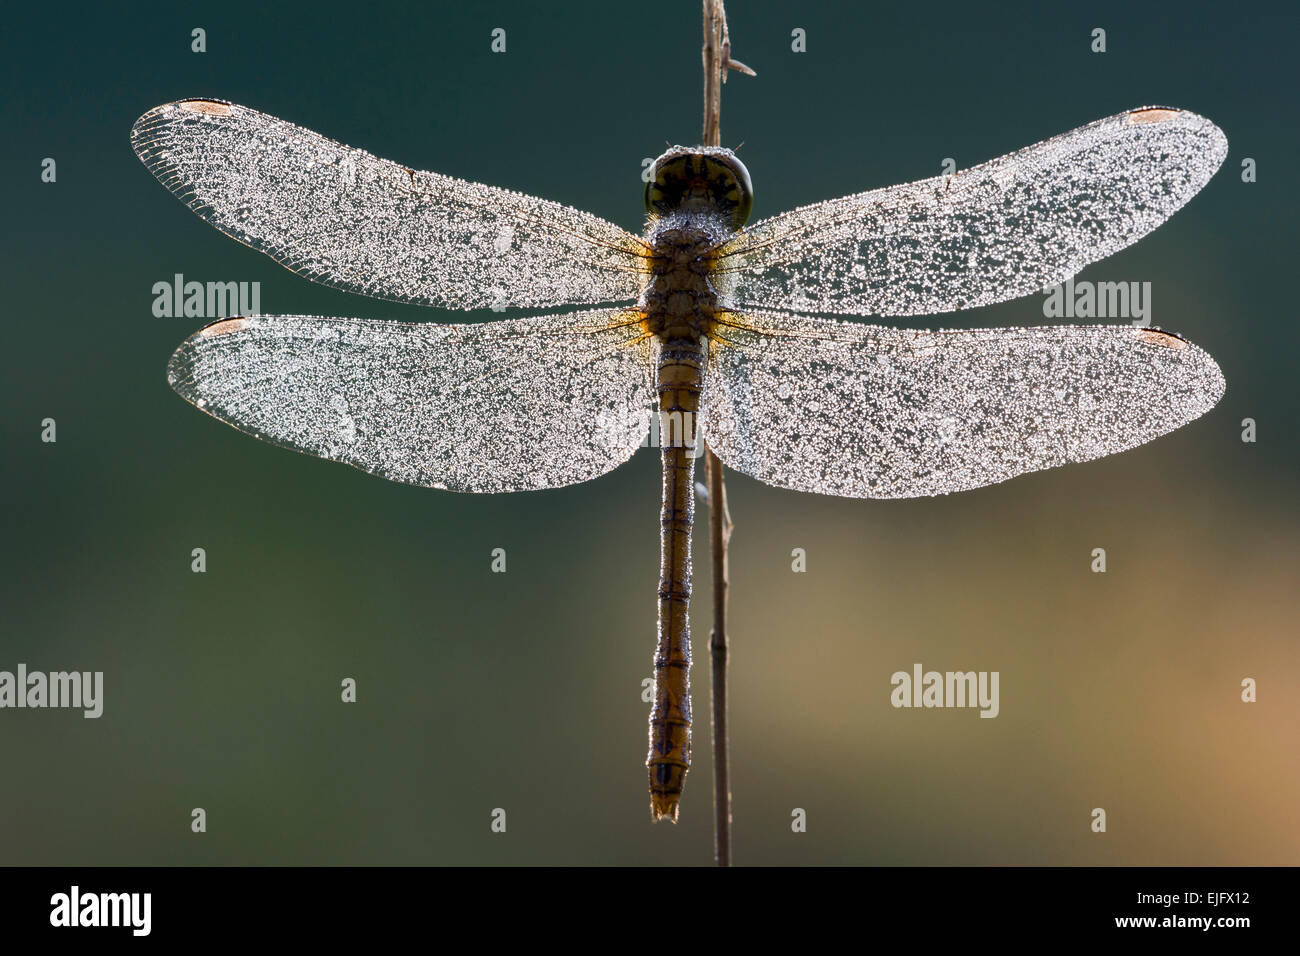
[647,333,706,822]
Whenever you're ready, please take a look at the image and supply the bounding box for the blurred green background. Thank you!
[2,0,1296,865]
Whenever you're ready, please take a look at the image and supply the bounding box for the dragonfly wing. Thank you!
[701,310,1224,498]
[168,310,654,492]
[717,108,1227,316]
[132,100,648,310]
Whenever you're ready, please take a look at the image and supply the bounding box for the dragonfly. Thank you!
[132,100,1227,823]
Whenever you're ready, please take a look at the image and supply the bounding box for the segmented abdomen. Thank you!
[647,334,705,822]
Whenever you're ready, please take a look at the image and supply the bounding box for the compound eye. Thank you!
[643,176,658,215]
[644,158,693,218]
[731,185,753,229]
[726,158,754,228]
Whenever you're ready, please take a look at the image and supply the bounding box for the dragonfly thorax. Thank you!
[645,146,753,230]
[640,220,726,340]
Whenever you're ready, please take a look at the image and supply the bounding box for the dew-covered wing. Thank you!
[701,310,1224,498]
[132,100,648,310]
[168,310,655,492]
[717,108,1227,317]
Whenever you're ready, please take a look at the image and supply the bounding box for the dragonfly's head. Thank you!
[645,146,753,230]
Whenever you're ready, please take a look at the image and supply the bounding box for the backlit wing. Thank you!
[701,310,1224,498]
[168,310,654,492]
[131,100,648,310]
[716,108,1227,317]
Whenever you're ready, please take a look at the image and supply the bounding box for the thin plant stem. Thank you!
[701,0,750,869]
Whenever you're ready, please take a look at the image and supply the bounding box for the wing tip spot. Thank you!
[199,317,250,338]
[1137,328,1188,350]
[178,100,234,116]
[1124,107,1182,126]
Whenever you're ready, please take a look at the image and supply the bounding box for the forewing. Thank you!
[701,311,1224,498]
[168,310,655,492]
[717,108,1227,316]
[132,100,648,310]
